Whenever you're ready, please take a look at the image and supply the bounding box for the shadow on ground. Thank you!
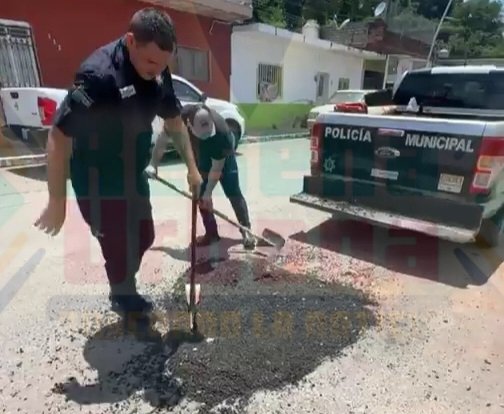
[151,237,241,265]
[289,217,502,289]
[5,164,47,181]
[55,257,378,413]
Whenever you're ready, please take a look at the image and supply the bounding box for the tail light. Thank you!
[470,137,504,195]
[38,97,57,126]
[310,122,323,175]
[334,102,368,113]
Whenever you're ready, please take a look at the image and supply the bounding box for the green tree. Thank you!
[416,0,452,19]
[302,0,381,26]
[302,0,339,26]
[284,0,304,30]
[446,0,504,58]
[252,0,287,28]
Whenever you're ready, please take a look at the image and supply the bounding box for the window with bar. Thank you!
[0,20,40,88]
[257,63,283,102]
[338,78,350,90]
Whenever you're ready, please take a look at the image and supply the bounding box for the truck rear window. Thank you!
[394,71,504,110]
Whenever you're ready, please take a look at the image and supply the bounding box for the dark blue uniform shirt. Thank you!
[53,36,181,198]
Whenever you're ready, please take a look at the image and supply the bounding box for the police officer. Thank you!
[34,8,203,315]
[148,103,256,249]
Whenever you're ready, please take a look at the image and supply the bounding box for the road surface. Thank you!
[0,138,503,414]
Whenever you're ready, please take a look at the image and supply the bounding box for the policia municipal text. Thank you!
[34,8,203,315]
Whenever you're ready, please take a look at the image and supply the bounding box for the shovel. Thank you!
[151,175,286,253]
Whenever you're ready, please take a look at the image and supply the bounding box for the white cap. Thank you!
[190,107,216,140]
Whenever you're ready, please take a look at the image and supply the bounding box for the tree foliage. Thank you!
[443,0,504,58]
[416,0,452,19]
[252,0,288,29]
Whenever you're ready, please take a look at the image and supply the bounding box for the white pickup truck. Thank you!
[0,74,246,149]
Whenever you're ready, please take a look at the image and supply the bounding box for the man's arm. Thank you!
[163,116,199,173]
[201,126,233,198]
[48,71,106,193]
[202,158,226,198]
[149,129,170,171]
[35,69,109,235]
[153,68,200,178]
[46,126,72,201]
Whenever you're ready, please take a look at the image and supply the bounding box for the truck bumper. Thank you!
[290,175,484,244]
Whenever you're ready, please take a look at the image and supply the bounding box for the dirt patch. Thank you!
[55,256,378,413]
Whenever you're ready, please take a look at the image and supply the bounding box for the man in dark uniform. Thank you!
[34,8,202,315]
[148,103,256,249]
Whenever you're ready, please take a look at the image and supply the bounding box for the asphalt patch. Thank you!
[56,257,378,413]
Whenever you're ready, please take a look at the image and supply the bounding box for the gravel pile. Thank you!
[271,240,379,291]
[50,252,379,413]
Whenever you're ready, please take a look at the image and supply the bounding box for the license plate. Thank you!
[371,168,398,180]
[438,173,464,193]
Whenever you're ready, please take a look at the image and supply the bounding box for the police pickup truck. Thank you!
[290,66,504,247]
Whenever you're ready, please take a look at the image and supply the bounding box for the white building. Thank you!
[386,55,427,89]
[230,23,386,105]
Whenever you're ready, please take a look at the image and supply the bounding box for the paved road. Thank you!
[0,139,503,414]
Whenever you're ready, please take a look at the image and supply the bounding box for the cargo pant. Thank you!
[71,168,155,297]
[199,152,251,236]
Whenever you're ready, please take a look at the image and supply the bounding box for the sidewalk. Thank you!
[242,128,309,144]
[0,127,46,169]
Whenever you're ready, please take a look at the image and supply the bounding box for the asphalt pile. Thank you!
[57,255,379,413]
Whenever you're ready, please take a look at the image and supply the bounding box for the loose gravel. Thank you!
[51,254,378,413]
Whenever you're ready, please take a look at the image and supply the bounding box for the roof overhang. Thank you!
[233,23,386,60]
[320,19,430,59]
[144,0,253,22]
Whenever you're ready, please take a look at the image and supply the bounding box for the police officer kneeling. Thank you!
[34,8,202,315]
[148,104,256,249]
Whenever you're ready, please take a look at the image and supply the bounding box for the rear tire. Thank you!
[475,209,504,248]
[226,120,242,149]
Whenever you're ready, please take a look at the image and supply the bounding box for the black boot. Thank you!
[241,229,256,250]
[109,292,154,315]
[195,233,221,247]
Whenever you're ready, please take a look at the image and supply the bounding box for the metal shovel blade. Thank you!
[258,228,286,250]
[186,283,201,333]
[185,283,201,305]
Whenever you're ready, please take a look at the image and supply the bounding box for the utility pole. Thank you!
[426,0,455,67]
[382,0,393,89]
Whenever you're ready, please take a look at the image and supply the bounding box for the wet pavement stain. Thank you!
[56,257,378,413]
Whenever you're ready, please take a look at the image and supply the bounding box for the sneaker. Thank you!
[109,293,154,315]
[195,233,221,247]
[242,231,256,250]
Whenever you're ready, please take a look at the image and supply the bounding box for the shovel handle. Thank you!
[152,175,277,247]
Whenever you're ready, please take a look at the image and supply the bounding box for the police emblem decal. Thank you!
[119,85,136,99]
[324,157,336,173]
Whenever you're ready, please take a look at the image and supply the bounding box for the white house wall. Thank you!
[230,32,365,103]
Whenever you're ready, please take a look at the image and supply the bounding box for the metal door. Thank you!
[0,19,41,88]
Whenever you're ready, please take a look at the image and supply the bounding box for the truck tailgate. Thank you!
[316,112,486,199]
[0,87,66,129]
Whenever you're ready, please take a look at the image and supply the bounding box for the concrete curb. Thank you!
[0,153,46,169]
[0,132,309,169]
[241,131,309,144]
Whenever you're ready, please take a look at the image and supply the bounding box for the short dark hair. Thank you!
[129,8,177,52]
